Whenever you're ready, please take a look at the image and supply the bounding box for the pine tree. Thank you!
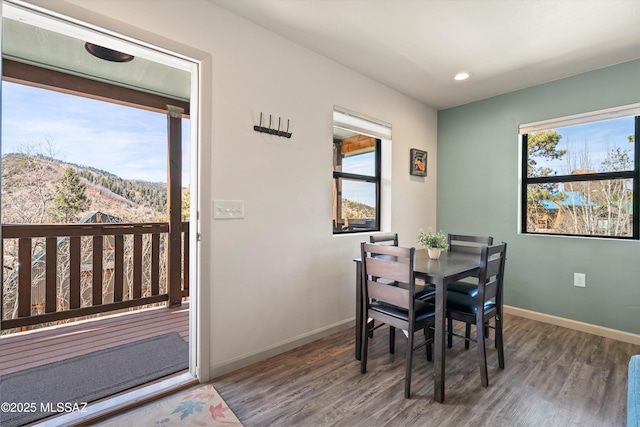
[52,167,89,222]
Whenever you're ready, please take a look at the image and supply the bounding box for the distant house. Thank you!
[536,189,633,236]
[79,211,123,225]
[593,199,634,236]
[536,191,596,231]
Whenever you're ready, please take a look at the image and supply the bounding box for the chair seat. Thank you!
[370,300,436,322]
[447,281,478,297]
[414,284,436,300]
[393,282,436,300]
[447,291,495,315]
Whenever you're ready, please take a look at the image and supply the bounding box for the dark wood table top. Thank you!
[412,249,480,284]
[355,249,480,282]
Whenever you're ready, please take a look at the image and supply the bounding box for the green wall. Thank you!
[437,59,640,335]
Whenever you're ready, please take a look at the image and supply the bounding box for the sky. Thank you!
[341,150,376,208]
[1,81,190,185]
[531,116,635,175]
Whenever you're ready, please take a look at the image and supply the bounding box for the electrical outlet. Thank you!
[574,273,586,288]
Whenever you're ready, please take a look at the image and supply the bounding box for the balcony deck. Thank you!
[0,301,189,376]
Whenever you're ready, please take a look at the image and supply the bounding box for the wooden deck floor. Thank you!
[0,301,189,376]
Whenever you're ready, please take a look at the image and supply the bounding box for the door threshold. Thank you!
[33,372,198,426]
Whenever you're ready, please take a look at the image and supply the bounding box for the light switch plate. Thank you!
[574,272,586,288]
[213,200,244,219]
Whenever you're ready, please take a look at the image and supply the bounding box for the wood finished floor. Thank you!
[212,313,640,427]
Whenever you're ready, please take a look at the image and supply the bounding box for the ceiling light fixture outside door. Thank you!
[85,42,134,62]
[454,72,470,81]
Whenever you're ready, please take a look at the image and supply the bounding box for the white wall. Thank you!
[19,0,438,378]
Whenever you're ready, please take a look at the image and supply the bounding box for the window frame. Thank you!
[332,136,382,235]
[520,115,640,239]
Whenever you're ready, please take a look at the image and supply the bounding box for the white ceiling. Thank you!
[210,0,640,110]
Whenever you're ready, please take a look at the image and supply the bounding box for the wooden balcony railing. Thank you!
[1,222,189,331]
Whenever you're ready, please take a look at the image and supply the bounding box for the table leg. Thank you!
[355,260,362,360]
[434,278,445,402]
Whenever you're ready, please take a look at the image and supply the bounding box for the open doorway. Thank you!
[0,2,200,424]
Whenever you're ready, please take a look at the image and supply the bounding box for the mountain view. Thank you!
[342,198,376,220]
[1,153,184,225]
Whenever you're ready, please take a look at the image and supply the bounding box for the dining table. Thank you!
[354,248,481,403]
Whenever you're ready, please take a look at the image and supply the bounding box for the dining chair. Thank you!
[445,242,507,387]
[446,234,494,349]
[367,234,435,338]
[360,242,436,398]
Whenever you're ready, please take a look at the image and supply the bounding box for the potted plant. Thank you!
[417,228,449,259]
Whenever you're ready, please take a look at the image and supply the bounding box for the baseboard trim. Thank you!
[505,305,640,345]
[209,318,354,379]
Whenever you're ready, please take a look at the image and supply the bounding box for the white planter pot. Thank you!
[427,247,441,259]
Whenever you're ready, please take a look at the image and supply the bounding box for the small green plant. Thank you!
[417,228,449,251]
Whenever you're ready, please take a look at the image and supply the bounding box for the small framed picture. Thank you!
[410,148,427,176]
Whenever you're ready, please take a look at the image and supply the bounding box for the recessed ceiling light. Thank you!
[454,72,470,81]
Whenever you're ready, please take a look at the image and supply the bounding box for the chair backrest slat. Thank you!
[370,233,399,246]
[486,256,502,278]
[484,277,499,300]
[365,256,410,284]
[448,234,493,255]
[367,279,411,309]
[361,242,415,312]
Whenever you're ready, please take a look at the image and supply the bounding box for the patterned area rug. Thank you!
[102,384,243,426]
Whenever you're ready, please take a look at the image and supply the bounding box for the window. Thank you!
[332,108,390,234]
[520,104,640,238]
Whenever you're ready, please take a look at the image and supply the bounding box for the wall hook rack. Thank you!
[254,112,292,138]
